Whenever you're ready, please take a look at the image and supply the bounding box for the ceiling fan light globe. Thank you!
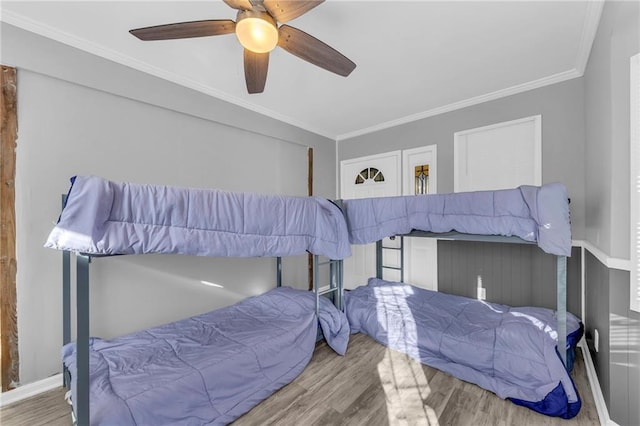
[235,11,278,53]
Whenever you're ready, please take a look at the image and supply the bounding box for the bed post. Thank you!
[399,236,405,283]
[332,199,345,311]
[313,255,320,318]
[62,250,70,387]
[61,194,71,388]
[76,254,91,426]
[338,259,344,311]
[276,257,282,287]
[557,255,567,368]
[376,241,383,279]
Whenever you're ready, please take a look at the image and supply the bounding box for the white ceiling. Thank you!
[1,1,603,140]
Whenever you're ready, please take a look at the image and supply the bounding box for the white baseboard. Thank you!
[579,341,620,426]
[0,373,63,407]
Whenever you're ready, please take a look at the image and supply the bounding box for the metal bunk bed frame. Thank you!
[61,200,345,426]
[375,231,569,368]
[62,253,343,426]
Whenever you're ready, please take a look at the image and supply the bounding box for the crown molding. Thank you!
[337,68,581,141]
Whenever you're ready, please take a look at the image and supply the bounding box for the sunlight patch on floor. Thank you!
[377,348,439,425]
[373,284,439,424]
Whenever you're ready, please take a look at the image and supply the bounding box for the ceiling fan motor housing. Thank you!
[235,10,278,53]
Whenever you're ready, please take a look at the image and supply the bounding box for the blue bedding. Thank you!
[343,183,571,256]
[345,278,583,419]
[45,175,351,259]
[62,287,350,425]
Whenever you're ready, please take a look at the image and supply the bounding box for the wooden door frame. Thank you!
[1,65,18,391]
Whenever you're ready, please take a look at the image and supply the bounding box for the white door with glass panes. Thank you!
[402,145,438,291]
[340,151,401,289]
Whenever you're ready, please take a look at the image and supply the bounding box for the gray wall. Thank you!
[609,269,639,426]
[2,24,336,386]
[439,241,581,316]
[583,1,640,425]
[339,77,586,240]
[584,253,639,426]
[584,252,610,407]
[584,0,639,259]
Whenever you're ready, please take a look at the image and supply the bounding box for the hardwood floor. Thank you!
[0,333,600,426]
[234,333,600,426]
[1,386,70,426]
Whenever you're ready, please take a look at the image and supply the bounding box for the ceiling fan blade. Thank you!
[277,25,356,77]
[223,0,253,11]
[263,0,324,23]
[130,20,236,41]
[244,49,269,94]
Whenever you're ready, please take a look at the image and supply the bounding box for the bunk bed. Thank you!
[44,175,351,426]
[341,183,583,419]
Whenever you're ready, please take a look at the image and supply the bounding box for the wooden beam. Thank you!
[1,65,19,392]
[308,147,313,290]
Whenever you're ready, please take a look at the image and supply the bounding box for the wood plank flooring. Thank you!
[1,386,70,426]
[0,333,600,425]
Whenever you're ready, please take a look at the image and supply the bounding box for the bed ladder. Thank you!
[277,256,343,313]
[376,236,404,282]
[314,256,344,314]
[276,255,343,343]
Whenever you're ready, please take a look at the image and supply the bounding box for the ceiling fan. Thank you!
[129,0,356,94]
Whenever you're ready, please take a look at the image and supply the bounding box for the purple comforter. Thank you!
[343,183,571,256]
[345,278,582,418]
[45,175,351,259]
[62,287,350,425]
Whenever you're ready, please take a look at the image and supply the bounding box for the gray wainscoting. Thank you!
[437,240,581,316]
[584,251,610,406]
[584,251,639,426]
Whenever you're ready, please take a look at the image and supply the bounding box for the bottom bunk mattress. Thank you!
[63,287,350,425]
[344,278,583,419]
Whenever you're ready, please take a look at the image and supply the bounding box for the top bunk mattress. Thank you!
[343,183,571,256]
[45,175,351,259]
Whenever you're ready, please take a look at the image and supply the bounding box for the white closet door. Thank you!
[454,115,542,192]
[402,145,438,291]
